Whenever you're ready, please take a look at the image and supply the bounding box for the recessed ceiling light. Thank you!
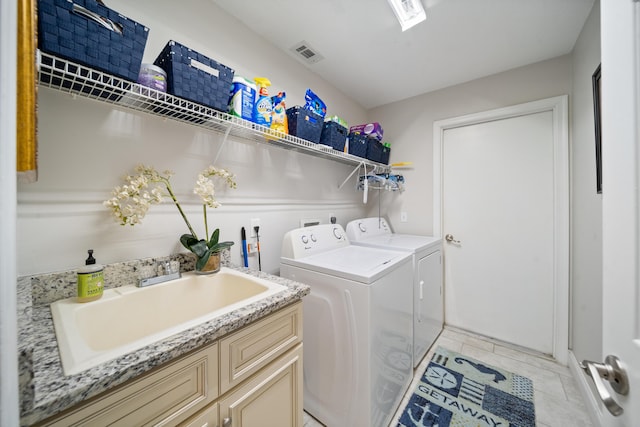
[387,0,426,31]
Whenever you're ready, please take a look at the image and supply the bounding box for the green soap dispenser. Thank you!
[77,249,104,303]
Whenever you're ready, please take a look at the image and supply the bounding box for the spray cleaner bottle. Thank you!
[253,77,272,127]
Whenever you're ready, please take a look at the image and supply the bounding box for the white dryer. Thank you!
[280,224,414,427]
[346,217,443,368]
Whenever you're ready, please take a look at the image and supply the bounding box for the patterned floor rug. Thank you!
[397,347,536,427]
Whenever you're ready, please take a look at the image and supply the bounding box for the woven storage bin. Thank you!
[38,0,149,81]
[366,139,384,163]
[380,144,391,165]
[320,122,348,151]
[154,40,235,112]
[348,133,369,158]
[286,106,323,143]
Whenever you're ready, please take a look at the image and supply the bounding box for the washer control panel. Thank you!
[346,217,391,241]
[281,224,349,259]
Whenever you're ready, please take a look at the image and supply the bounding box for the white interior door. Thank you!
[434,96,569,363]
[442,112,555,354]
[587,0,640,425]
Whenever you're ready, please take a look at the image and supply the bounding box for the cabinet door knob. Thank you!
[222,417,232,427]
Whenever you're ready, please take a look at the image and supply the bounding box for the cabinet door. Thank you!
[414,250,443,366]
[219,302,302,394]
[218,344,303,427]
[180,402,219,427]
[39,343,219,427]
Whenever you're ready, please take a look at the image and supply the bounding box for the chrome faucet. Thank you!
[138,260,181,287]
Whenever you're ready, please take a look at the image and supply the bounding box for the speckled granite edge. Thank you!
[18,252,309,426]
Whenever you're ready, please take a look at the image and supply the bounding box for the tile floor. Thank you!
[303,326,595,427]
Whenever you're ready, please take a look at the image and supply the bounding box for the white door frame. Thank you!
[433,96,570,365]
[0,0,19,424]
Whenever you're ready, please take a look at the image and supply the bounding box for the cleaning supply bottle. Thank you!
[228,76,256,121]
[77,249,104,303]
[253,77,272,127]
[270,91,288,134]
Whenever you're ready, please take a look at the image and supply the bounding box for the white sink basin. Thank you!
[51,267,286,376]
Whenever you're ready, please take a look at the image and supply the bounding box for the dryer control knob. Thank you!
[310,234,317,242]
[301,235,309,244]
[358,222,366,232]
[333,227,343,240]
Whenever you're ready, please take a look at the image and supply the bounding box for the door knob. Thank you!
[445,234,460,244]
[580,355,629,416]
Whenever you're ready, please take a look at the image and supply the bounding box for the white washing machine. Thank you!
[280,224,414,427]
[346,217,443,368]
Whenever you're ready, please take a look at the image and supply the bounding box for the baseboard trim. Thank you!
[567,350,603,427]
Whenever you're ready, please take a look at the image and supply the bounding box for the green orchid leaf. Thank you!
[180,233,209,257]
[209,240,234,253]
[180,234,199,251]
[195,249,211,270]
[208,228,220,249]
[189,240,210,258]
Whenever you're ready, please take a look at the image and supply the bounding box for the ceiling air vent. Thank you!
[290,40,324,65]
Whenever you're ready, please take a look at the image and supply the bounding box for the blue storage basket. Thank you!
[348,133,369,158]
[286,106,323,143]
[38,0,149,81]
[154,40,235,112]
[320,122,348,151]
[366,139,384,163]
[380,144,391,165]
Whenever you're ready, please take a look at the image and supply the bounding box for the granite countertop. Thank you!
[18,255,310,426]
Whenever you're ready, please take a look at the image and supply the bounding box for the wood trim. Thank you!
[16,0,37,182]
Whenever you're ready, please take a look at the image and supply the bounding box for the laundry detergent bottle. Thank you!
[271,91,288,134]
[253,77,272,127]
[229,76,256,121]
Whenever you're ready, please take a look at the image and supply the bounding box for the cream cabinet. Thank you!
[184,345,303,427]
[37,302,303,427]
[217,345,302,427]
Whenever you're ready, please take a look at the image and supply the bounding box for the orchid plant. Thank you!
[104,164,236,270]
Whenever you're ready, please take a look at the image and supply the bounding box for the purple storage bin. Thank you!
[349,122,384,141]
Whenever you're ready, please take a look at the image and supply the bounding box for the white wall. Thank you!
[17,0,371,276]
[368,1,602,364]
[109,0,366,125]
[569,0,602,363]
[367,55,573,234]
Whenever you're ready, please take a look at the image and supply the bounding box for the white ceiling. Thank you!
[212,0,595,109]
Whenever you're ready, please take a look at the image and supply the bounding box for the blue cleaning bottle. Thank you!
[253,77,272,127]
